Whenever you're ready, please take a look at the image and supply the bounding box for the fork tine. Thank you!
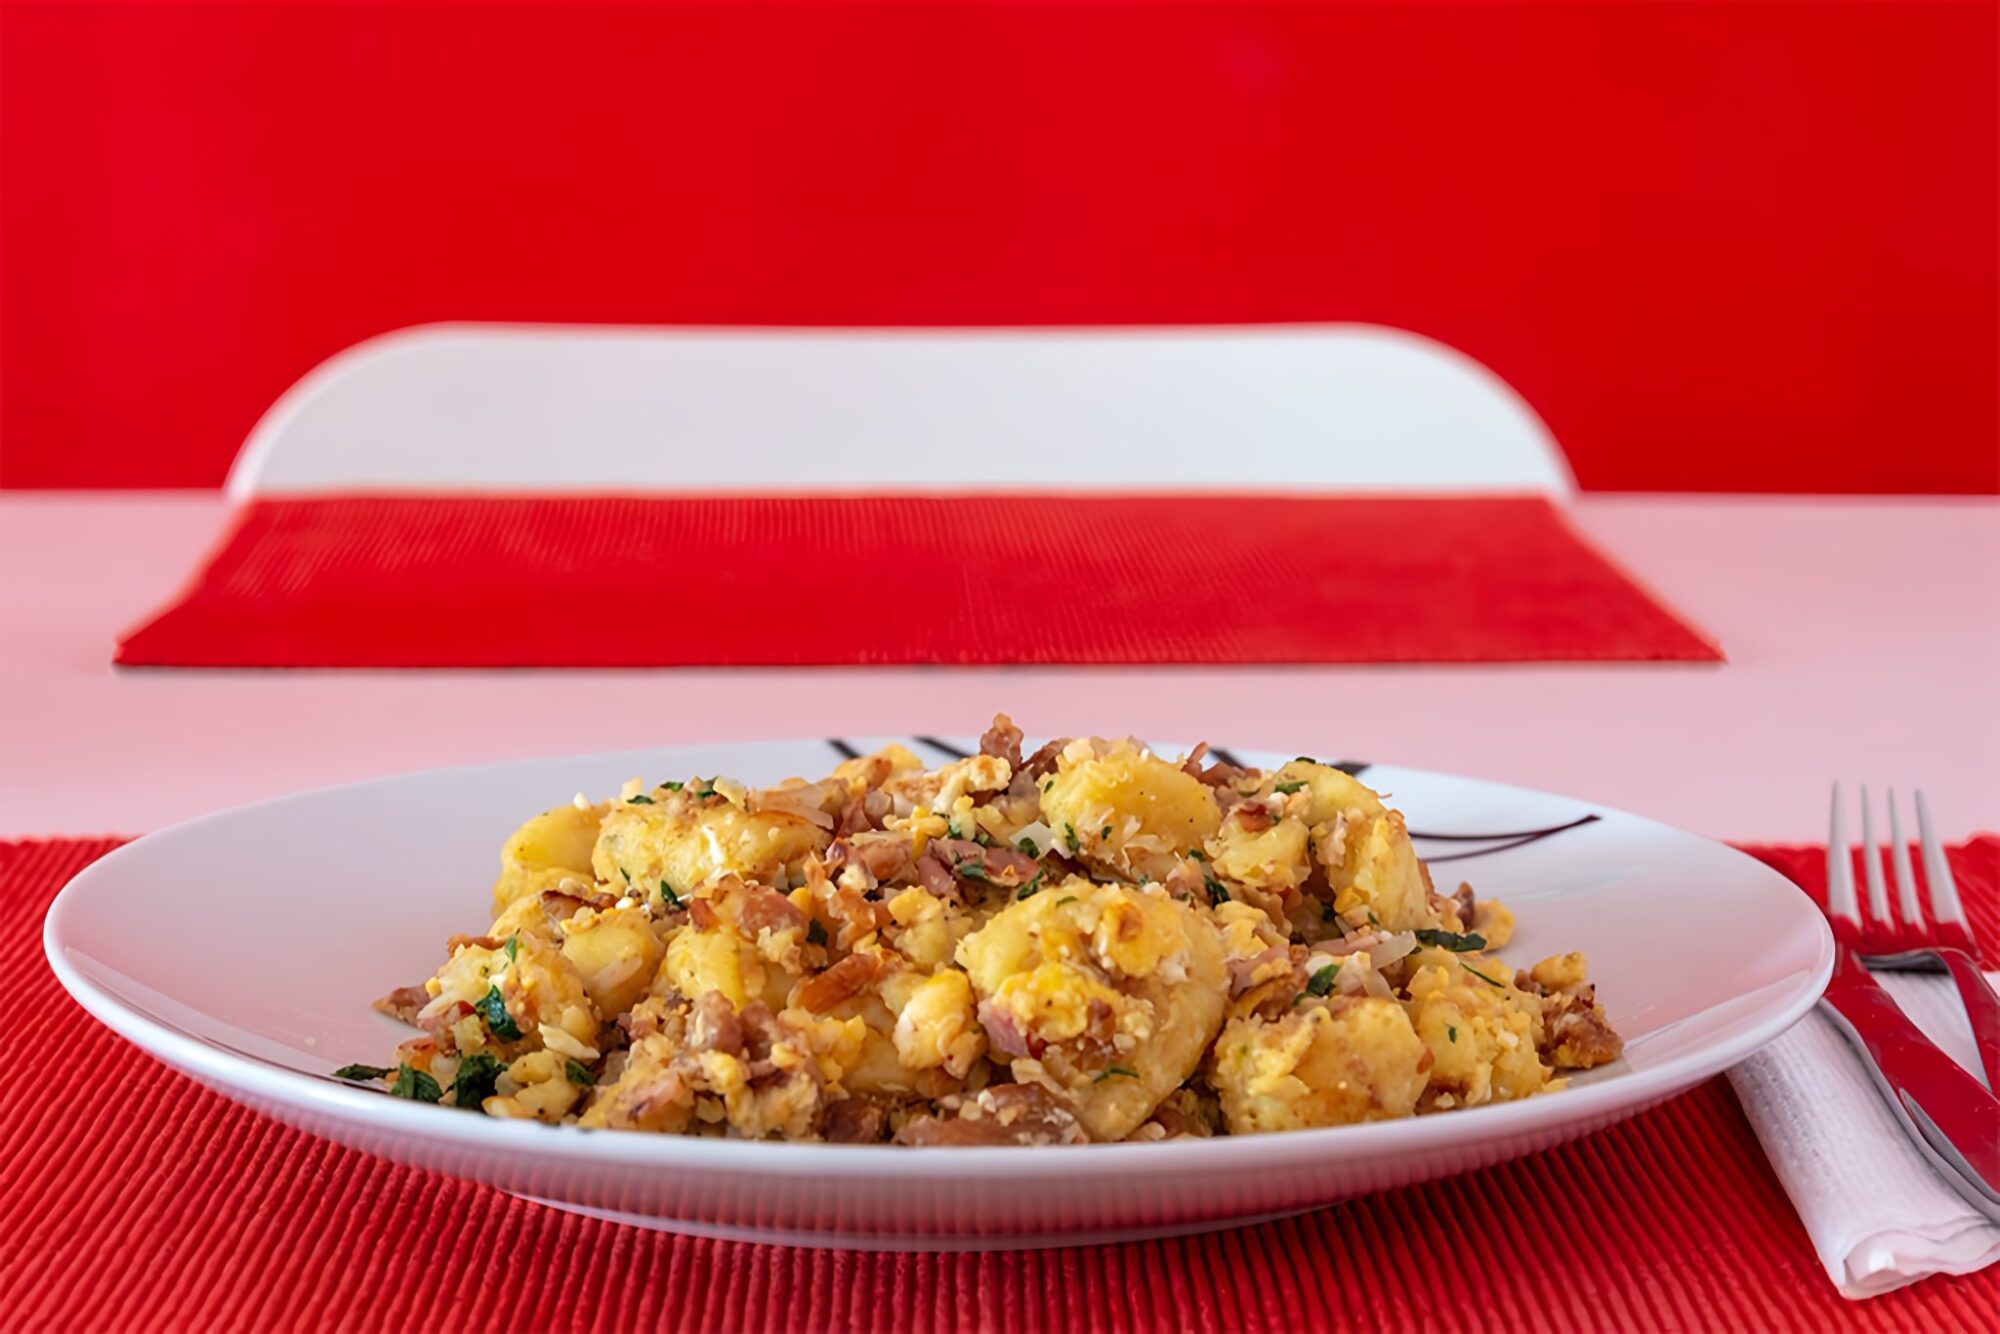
[1827,783,1859,926]
[1887,788,1923,926]
[1860,784,1892,927]
[1916,790,1969,929]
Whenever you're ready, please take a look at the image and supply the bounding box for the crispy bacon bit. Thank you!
[416,999,474,1038]
[808,879,892,949]
[822,1097,890,1144]
[1147,1104,1200,1140]
[834,793,874,837]
[1225,946,1292,997]
[1183,744,1254,790]
[688,898,720,931]
[929,837,1040,887]
[979,713,1025,769]
[737,886,808,938]
[894,1084,1089,1147]
[793,952,890,1012]
[914,852,960,901]
[828,833,912,884]
[978,1001,1041,1060]
[690,990,745,1058]
[544,885,612,913]
[1229,804,1275,833]
[1543,991,1625,1069]
[373,984,432,1026]
[1451,882,1476,930]
[621,1003,663,1041]
[1161,858,1207,902]
[444,933,502,954]
[629,1067,691,1126]
[1006,737,1071,797]
[751,781,839,830]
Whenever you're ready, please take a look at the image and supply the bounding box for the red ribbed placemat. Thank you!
[114,494,1721,667]
[15,837,1996,1330]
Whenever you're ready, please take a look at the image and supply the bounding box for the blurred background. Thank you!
[3,0,1994,494]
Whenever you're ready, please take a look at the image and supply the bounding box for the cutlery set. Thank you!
[1821,785,2000,1221]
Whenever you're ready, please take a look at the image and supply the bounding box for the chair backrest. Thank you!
[225,323,1573,497]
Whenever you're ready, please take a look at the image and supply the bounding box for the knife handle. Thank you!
[1818,947,2000,1214]
[1935,946,2000,1095]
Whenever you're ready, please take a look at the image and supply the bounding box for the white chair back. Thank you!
[226,323,1572,496]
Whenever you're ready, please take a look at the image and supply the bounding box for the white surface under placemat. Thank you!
[1730,971,2000,1298]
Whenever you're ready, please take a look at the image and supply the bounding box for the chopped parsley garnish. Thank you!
[1460,962,1507,989]
[625,793,655,804]
[660,780,684,791]
[694,783,719,800]
[1413,928,1487,953]
[1062,823,1081,855]
[619,866,632,886]
[451,1052,503,1107]
[974,829,994,848]
[1093,1065,1138,1083]
[389,1064,443,1102]
[1204,874,1231,907]
[954,859,990,882]
[1187,848,1207,861]
[1273,779,1307,795]
[807,919,828,945]
[1054,895,1077,906]
[1017,836,1039,856]
[332,1063,392,1082]
[659,879,682,909]
[1366,909,1381,927]
[564,1059,597,1087]
[477,986,522,1041]
[1448,1025,1459,1043]
[1305,963,1340,997]
[1100,825,1112,839]
[1042,779,1054,794]
[504,935,519,963]
[1016,871,1046,901]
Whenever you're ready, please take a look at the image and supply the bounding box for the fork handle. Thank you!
[1936,947,2000,1094]
[1820,948,2000,1207]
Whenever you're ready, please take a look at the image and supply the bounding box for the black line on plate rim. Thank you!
[1415,815,1602,863]
[912,735,971,761]
[1408,814,1601,843]
[826,738,861,761]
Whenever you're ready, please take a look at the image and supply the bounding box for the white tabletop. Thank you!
[3,493,1994,844]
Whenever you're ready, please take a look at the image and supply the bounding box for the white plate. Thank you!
[45,736,1833,1250]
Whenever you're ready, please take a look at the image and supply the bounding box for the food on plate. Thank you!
[338,717,1622,1144]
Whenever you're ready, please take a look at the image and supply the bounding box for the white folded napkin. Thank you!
[1729,969,2000,1298]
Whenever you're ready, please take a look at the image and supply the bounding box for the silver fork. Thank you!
[1827,783,2000,1093]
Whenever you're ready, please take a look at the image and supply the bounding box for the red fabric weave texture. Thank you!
[114,495,1720,668]
[13,836,1995,1331]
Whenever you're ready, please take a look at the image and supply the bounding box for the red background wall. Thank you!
[2,2,1994,493]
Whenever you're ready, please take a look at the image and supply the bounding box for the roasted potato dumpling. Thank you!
[958,877,1227,1141]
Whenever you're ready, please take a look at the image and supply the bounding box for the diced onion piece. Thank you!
[1367,931,1418,971]
[1013,821,1056,858]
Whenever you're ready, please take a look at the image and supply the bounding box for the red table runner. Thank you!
[114,494,1721,668]
[14,836,1994,1331]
